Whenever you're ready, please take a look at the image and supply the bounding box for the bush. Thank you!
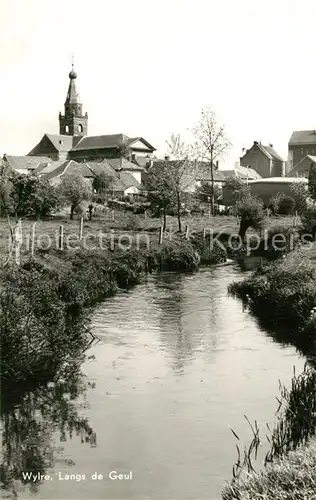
[278,195,295,215]
[228,252,316,332]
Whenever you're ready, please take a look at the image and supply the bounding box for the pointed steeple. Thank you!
[59,62,88,137]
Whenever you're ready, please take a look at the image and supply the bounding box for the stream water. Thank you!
[2,263,306,500]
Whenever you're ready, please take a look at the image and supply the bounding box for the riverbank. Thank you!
[0,234,226,386]
[228,250,316,342]
[223,438,316,500]
[225,247,316,499]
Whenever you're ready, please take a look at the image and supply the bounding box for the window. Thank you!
[78,124,83,133]
[65,124,69,133]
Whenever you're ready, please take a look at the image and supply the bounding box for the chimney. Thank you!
[216,161,219,169]
[164,155,170,161]
[254,141,258,146]
[269,143,273,148]
[131,153,136,163]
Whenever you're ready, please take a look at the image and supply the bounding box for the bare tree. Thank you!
[192,106,231,215]
[165,133,192,232]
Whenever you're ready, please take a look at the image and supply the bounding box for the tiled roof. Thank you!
[4,155,52,171]
[41,160,94,180]
[71,134,156,152]
[257,144,284,162]
[221,166,261,180]
[287,155,316,176]
[289,130,316,146]
[119,171,142,190]
[72,134,129,151]
[46,134,76,152]
[108,157,144,171]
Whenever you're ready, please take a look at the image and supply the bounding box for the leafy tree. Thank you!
[0,162,13,217]
[308,165,316,202]
[192,106,231,215]
[195,181,221,204]
[224,176,250,204]
[236,195,265,241]
[59,175,92,220]
[92,172,113,196]
[6,174,59,218]
[145,163,175,231]
[290,181,308,215]
[268,193,283,215]
[145,134,192,232]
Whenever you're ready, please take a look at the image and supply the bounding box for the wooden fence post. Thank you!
[159,225,163,244]
[79,217,84,241]
[293,210,298,227]
[30,222,36,257]
[59,225,64,251]
[208,210,211,219]
[112,209,115,221]
[203,227,206,239]
[185,225,190,240]
[14,219,22,266]
[144,210,147,220]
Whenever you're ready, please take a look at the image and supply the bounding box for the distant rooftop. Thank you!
[289,130,316,146]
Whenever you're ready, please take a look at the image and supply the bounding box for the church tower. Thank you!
[59,64,88,136]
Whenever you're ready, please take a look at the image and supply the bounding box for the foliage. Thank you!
[228,251,316,332]
[224,176,250,204]
[308,164,316,201]
[277,194,295,215]
[3,174,60,218]
[145,134,191,232]
[301,205,316,235]
[290,181,308,215]
[92,172,114,194]
[145,161,176,228]
[268,192,283,215]
[192,106,231,215]
[195,181,221,203]
[58,174,92,219]
[0,164,13,216]
[236,195,265,240]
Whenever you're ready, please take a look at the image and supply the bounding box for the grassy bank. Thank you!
[228,250,316,339]
[0,235,226,386]
[222,365,316,500]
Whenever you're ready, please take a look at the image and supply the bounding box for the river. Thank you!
[2,263,306,500]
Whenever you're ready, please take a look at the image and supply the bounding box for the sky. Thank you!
[1,0,316,167]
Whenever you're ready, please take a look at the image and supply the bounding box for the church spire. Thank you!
[59,63,88,137]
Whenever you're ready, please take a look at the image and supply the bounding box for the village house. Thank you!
[287,154,316,178]
[288,130,316,170]
[240,141,285,177]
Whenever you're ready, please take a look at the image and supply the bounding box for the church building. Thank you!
[26,65,156,165]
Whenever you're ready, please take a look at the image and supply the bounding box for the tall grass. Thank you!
[222,364,316,499]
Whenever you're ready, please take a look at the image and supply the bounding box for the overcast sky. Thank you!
[1,0,316,166]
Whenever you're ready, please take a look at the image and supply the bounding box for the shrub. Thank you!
[236,195,265,240]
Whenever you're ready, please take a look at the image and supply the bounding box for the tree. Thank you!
[145,134,192,232]
[308,165,316,202]
[236,194,265,241]
[145,163,175,231]
[59,175,92,220]
[0,162,13,217]
[290,181,308,215]
[92,172,113,196]
[192,106,231,215]
[6,174,59,218]
[165,134,192,232]
[195,181,221,204]
[224,176,250,204]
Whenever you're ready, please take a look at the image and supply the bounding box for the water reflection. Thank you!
[0,367,97,499]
